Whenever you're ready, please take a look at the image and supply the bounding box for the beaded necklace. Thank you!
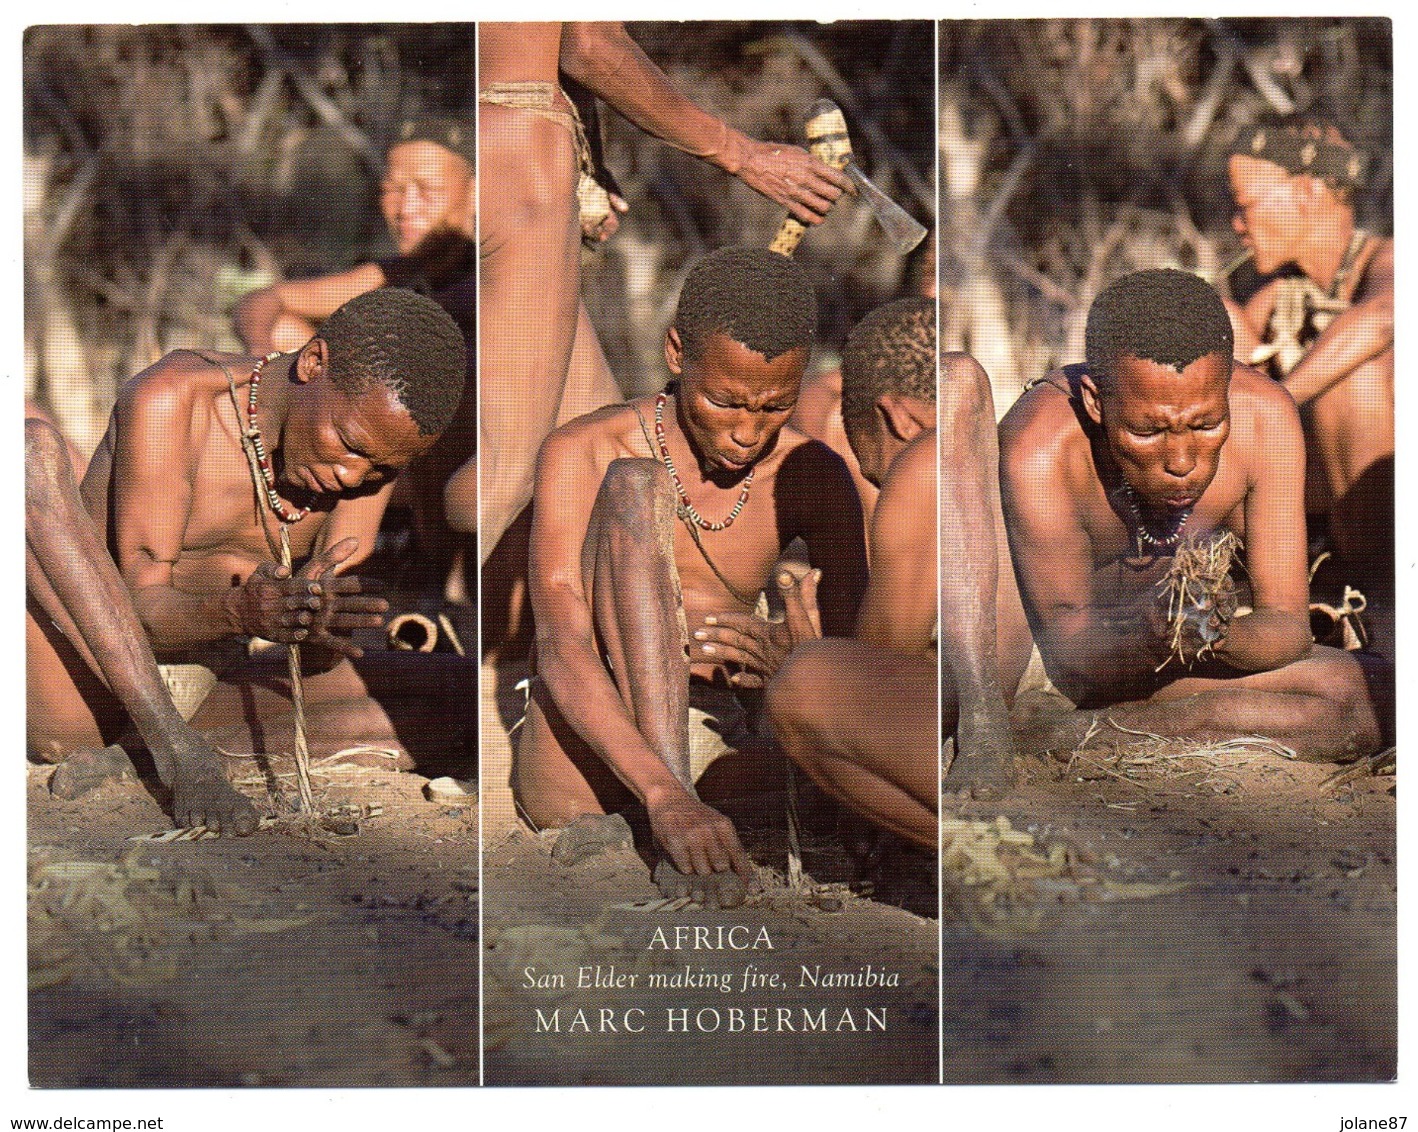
[652,392,753,531]
[1114,482,1191,554]
[243,352,310,525]
[631,394,759,608]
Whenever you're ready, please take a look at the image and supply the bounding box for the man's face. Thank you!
[1088,352,1231,514]
[279,376,434,501]
[381,140,474,255]
[668,330,806,479]
[1228,154,1302,275]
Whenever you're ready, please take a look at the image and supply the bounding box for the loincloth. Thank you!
[156,638,249,721]
[480,80,615,238]
[478,81,592,176]
[687,677,768,782]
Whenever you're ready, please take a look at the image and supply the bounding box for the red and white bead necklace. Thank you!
[244,352,310,525]
[653,392,753,531]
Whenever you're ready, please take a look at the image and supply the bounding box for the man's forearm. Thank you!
[1282,301,1392,406]
[133,584,245,653]
[559,23,740,171]
[536,635,690,804]
[1212,608,1311,673]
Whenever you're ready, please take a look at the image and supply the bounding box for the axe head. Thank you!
[804,99,926,257]
[846,164,928,256]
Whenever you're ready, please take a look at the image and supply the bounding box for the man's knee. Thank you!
[597,458,675,528]
[940,353,995,434]
[24,418,72,510]
[1313,648,1390,746]
[765,640,847,746]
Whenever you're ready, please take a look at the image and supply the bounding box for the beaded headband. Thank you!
[1229,124,1369,190]
[392,116,476,169]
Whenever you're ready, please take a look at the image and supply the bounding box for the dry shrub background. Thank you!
[939,17,1391,414]
[23,22,934,451]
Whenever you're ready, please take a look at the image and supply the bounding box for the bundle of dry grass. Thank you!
[1155,530,1243,671]
[939,815,1075,934]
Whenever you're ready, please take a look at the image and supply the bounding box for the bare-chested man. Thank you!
[478,22,852,564]
[515,247,868,906]
[1225,115,1393,656]
[1000,269,1387,763]
[27,288,471,830]
[759,299,1027,847]
[235,117,481,596]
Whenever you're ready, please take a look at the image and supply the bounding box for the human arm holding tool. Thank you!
[559,22,851,223]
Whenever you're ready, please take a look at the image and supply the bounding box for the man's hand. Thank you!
[581,189,629,244]
[1163,573,1240,665]
[729,139,851,224]
[692,567,822,687]
[646,787,756,888]
[232,537,388,658]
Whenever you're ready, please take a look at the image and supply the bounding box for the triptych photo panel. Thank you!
[23,19,1393,1092]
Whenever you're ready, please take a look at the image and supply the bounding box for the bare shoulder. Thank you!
[999,366,1083,481]
[1227,360,1303,467]
[537,399,646,482]
[791,367,842,436]
[1228,360,1300,429]
[114,349,231,437]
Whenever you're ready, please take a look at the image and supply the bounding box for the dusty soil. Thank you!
[27,658,1393,1089]
[480,660,939,1086]
[27,761,479,1088]
[483,661,1395,1086]
[938,731,1396,1083]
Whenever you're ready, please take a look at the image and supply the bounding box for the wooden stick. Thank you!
[278,526,316,816]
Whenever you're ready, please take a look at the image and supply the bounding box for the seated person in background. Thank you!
[1225,115,1392,657]
[514,247,867,907]
[236,117,482,597]
[28,289,475,806]
[999,268,1388,763]
[235,117,477,356]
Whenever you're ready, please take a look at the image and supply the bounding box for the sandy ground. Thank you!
[25,657,1393,1088]
[938,736,1395,1083]
[483,660,1395,1086]
[28,761,479,1088]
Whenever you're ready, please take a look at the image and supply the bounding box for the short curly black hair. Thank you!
[319,287,466,436]
[673,247,817,362]
[840,297,936,441]
[1086,269,1233,390]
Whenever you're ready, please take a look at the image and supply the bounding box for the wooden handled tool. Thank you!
[769,99,853,257]
[770,98,927,258]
